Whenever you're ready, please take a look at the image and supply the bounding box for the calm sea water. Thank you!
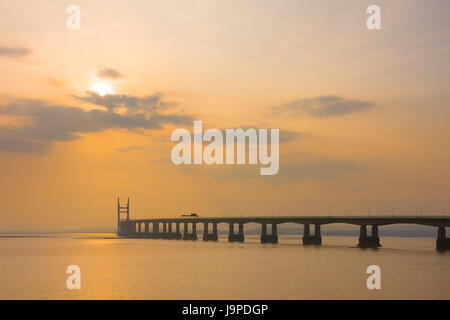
[0,233,448,299]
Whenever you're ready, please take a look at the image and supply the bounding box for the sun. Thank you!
[91,82,113,96]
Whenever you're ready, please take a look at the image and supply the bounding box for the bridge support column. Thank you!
[436,227,450,251]
[163,222,171,239]
[183,222,197,240]
[358,225,381,248]
[152,222,160,239]
[261,223,278,244]
[144,222,149,233]
[137,223,141,233]
[203,222,219,241]
[117,221,133,236]
[229,223,244,242]
[303,224,322,245]
[159,222,179,240]
[170,222,182,239]
[171,222,181,239]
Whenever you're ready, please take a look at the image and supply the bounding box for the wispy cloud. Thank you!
[176,151,366,185]
[272,95,377,118]
[0,99,193,154]
[0,46,32,58]
[115,145,145,152]
[96,64,124,80]
[74,91,174,113]
[46,77,66,88]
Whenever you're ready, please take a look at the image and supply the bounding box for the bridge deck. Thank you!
[124,216,450,227]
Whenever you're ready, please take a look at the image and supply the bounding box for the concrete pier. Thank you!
[436,227,450,251]
[228,223,244,242]
[203,222,219,241]
[261,223,278,244]
[159,221,182,239]
[303,224,322,245]
[183,222,197,240]
[358,225,381,248]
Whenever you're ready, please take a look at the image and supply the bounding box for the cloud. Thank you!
[272,95,376,117]
[0,99,193,154]
[279,130,306,143]
[0,46,32,58]
[46,77,66,88]
[0,130,49,154]
[96,64,124,79]
[266,152,367,184]
[74,91,174,113]
[115,145,145,152]
[176,151,366,185]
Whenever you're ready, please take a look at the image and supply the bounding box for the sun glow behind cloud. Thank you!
[91,82,113,96]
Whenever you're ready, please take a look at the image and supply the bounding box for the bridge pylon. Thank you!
[117,197,130,235]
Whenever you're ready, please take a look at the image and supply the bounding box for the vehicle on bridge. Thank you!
[181,213,199,217]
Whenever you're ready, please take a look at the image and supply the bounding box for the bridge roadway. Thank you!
[117,215,450,251]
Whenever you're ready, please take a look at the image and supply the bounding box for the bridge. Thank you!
[116,199,450,251]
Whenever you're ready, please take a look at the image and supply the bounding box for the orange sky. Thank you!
[0,0,449,231]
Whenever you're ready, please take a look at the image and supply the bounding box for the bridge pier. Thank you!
[261,223,278,243]
[228,223,244,242]
[183,222,197,240]
[118,221,134,235]
[303,224,322,245]
[172,222,182,239]
[151,222,160,239]
[203,222,219,241]
[436,226,450,251]
[358,225,381,248]
[163,222,181,239]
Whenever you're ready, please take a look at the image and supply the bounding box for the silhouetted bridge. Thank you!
[116,199,450,251]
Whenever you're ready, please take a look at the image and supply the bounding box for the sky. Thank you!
[0,0,449,231]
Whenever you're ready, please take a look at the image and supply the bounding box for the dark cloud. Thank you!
[0,46,32,58]
[177,152,366,185]
[0,130,49,154]
[0,99,193,154]
[74,91,173,113]
[96,64,123,79]
[272,95,376,117]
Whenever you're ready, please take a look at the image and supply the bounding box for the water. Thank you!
[0,234,448,299]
